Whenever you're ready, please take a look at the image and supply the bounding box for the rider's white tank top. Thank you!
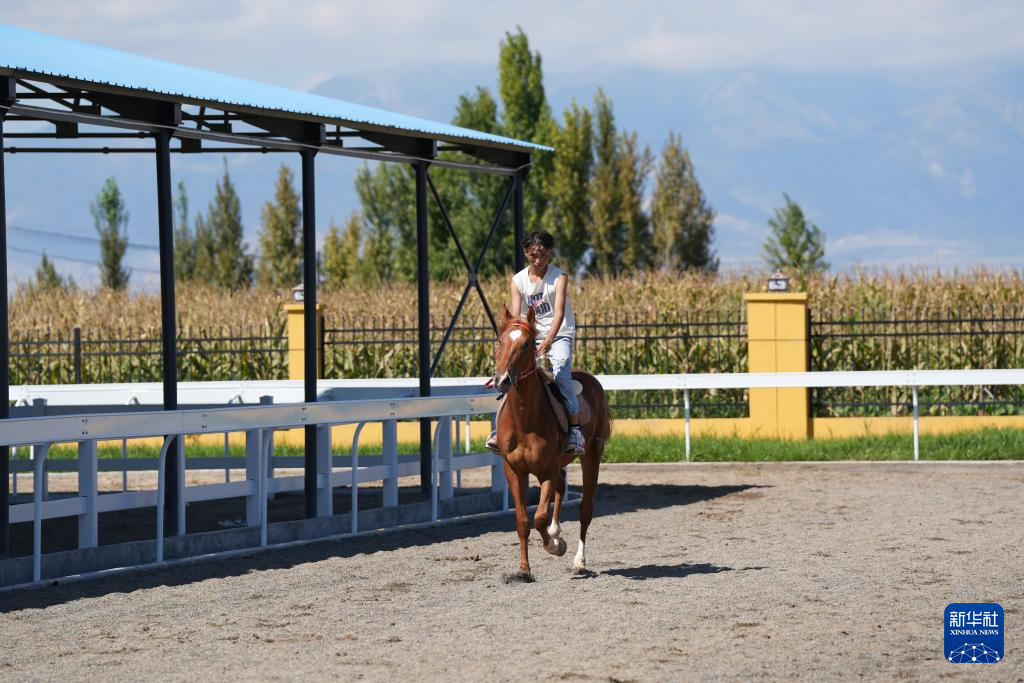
[513,265,576,340]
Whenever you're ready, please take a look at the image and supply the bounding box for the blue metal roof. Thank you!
[0,24,551,153]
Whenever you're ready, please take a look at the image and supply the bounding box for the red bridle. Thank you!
[494,321,537,388]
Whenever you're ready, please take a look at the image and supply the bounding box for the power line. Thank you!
[8,223,160,250]
[8,245,161,274]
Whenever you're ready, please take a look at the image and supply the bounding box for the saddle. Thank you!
[496,368,590,438]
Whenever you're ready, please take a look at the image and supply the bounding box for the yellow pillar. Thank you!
[744,292,810,439]
[284,303,324,380]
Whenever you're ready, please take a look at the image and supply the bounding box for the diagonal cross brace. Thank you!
[427,172,517,377]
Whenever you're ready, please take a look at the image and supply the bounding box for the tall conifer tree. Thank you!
[33,252,72,291]
[207,160,253,289]
[321,213,364,290]
[618,131,654,272]
[257,165,302,289]
[173,181,195,282]
[763,193,828,275]
[651,132,717,273]
[91,177,130,290]
[354,162,415,283]
[543,100,593,272]
[589,89,622,276]
[191,214,216,285]
[499,28,554,233]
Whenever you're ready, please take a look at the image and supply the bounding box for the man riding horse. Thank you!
[487,230,585,456]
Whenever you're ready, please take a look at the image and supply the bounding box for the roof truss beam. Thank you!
[363,131,436,158]
[3,102,521,175]
[455,144,530,170]
[239,113,325,144]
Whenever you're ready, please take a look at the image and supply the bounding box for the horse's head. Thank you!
[493,305,537,394]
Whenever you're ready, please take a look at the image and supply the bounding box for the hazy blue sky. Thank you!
[3,1,1023,288]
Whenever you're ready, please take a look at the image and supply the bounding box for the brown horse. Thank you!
[492,306,611,579]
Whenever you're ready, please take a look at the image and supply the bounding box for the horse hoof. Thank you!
[502,571,536,584]
[573,559,586,571]
[547,522,561,540]
[545,537,567,557]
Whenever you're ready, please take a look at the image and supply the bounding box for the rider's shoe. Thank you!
[564,426,585,455]
[486,430,500,454]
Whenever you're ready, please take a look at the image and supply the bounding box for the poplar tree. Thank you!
[618,131,654,271]
[440,86,509,278]
[257,165,303,289]
[543,99,593,273]
[763,193,828,274]
[191,214,216,286]
[207,160,253,289]
[91,177,130,290]
[651,132,717,273]
[589,89,622,276]
[499,27,554,233]
[354,162,415,283]
[33,252,72,291]
[173,181,195,281]
[321,213,363,290]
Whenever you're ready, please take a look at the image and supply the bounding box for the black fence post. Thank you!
[73,326,82,384]
[415,160,431,497]
[155,129,181,536]
[301,147,318,519]
[0,83,12,558]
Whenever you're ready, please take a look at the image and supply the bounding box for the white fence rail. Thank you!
[1,393,504,583]
[5,368,1024,584]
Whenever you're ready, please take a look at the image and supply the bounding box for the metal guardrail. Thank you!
[5,369,1024,586]
[2,393,504,584]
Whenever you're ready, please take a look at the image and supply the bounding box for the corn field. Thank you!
[10,268,1024,417]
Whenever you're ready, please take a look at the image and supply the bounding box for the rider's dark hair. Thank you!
[522,231,554,251]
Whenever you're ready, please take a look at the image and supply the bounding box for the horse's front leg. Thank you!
[503,460,532,575]
[536,472,567,557]
[548,466,568,542]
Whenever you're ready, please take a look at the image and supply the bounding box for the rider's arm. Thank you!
[540,274,568,352]
[510,277,523,319]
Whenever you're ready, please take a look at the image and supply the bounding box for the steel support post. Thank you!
[513,170,525,272]
[155,129,181,535]
[301,149,318,518]
[415,161,431,496]
[0,109,10,558]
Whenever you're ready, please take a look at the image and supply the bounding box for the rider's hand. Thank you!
[536,339,552,357]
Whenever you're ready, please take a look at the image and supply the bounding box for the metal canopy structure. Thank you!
[0,23,549,557]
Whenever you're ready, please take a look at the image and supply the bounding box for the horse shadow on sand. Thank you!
[0,481,766,612]
[598,562,767,580]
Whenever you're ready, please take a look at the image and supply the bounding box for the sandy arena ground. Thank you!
[1,461,1022,681]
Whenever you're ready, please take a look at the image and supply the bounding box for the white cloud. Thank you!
[831,228,970,255]
[960,169,976,197]
[716,212,767,242]
[4,0,1023,90]
[730,187,782,215]
[921,155,977,197]
[702,74,839,149]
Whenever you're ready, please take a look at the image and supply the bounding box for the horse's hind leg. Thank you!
[575,446,602,571]
[504,461,532,575]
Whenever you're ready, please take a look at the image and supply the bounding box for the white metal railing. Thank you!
[1,393,504,583]
[5,368,1024,584]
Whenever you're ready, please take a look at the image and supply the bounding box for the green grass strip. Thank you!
[601,428,1024,462]
[21,428,1024,462]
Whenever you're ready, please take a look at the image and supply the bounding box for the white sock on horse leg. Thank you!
[573,539,586,569]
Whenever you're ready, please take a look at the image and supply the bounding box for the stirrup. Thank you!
[486,430,500,454]
[563,427,585,455]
